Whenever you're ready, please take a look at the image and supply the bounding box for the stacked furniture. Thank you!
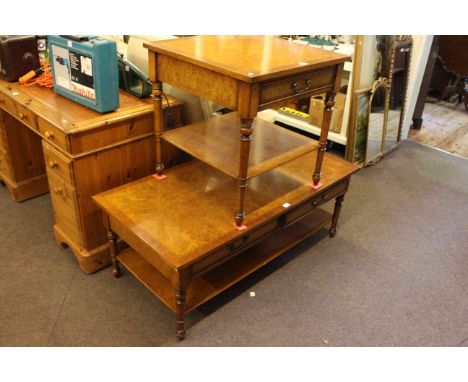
[147,36,347,227]
[93,36,359,339]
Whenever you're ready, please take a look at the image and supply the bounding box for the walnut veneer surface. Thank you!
[145,35,347,82]
[94,152,358,339]
[94,153,357,269]
[0,79,184,273]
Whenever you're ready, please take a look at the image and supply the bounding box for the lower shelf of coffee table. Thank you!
[118,208,331,313]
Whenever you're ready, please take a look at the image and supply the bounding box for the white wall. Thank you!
[400,35,434,139]
[359,35,379,89]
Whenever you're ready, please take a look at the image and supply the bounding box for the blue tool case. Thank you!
[48,35,119,113]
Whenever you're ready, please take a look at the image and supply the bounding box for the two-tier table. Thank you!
[93,36,359,339]
[144,36,348,228]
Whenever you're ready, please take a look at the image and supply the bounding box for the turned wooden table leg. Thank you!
[175,289,187,340]
[174,269,189,340]
[235,117,254,228]
[107,230,121,277]
[313,92,336,187]
[153,80,165,177]
[329,194,345,238]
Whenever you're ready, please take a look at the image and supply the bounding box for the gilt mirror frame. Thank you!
[382,35,413,151]
[365,77,389,165]
[393,35,412,143]
[347,35,413,164]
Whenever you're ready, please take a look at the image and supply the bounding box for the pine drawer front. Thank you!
[37,119,68,152]
[47,170,82,247]
[43,142,74,185]
[0,93,17,119]
[0,93,36,130]
[14,103,37,130]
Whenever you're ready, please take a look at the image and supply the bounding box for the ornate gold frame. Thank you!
[347,35,413,165]
[365,77,388,165]
[382,35,413,151]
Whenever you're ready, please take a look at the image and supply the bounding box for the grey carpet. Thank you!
[0,140,467,346]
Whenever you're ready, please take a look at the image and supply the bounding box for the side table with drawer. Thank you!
[145,36,348,228]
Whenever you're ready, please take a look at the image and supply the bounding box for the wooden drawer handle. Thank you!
[321,193,330,201]
[18,112,26,120]
[48,160,58,169]
[304,79,311,89]
[53,187,63,194]
[227,235,249,252]
[44,130,54,139]
[309,193,331,208]
[290,80,298,91]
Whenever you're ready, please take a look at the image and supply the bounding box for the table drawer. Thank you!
[191,218,280,276]
[43,141,74,185]
[284,180,348,227]
[0,92,17,116]
[259,67,335,107]
[0,92,37,130]
[47,170,82,247]
[37,119,68,152]
[14,103,37,130]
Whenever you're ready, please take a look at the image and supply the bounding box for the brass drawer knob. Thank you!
[48,160,58,169]
[290,81,298,90]
[18,112,25,120]
[227,235,249,251]
[53,187,63,194]
[305,79,311,88]
[44,130,54,139]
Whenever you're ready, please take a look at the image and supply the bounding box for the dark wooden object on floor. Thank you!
[412,37,440,130]
[93,152,359,339]
[439,36,468,112]
[0,79,184,273]
[144,36,347,227]
[438,36,468,78]
[413,36,468,129]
